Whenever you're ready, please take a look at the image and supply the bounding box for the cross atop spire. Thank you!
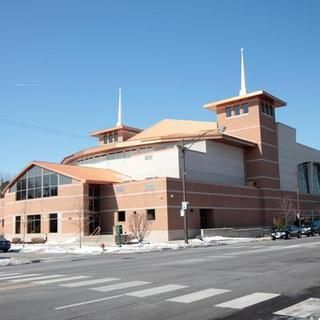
[116,88,122,127]
[239,48,247,96]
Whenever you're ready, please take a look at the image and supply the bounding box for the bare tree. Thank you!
[126,212,150,243]
[70,195,100,248]
[0,172,12,198]
[279,194,294,227]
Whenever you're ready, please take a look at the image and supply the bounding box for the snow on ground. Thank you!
[0,257,32,267]
[8,236,269,256]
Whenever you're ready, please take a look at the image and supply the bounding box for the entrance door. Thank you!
[199,209,214,229]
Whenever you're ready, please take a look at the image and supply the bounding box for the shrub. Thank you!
[31,237,46,244]
[11,237,21,244]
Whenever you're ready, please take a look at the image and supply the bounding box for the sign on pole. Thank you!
[181,201,189,210]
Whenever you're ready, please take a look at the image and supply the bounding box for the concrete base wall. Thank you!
[201,227,272,238]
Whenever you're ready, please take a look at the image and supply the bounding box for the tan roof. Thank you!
[204,90,287,111]
[3,161,129,192]
[128,119,218,142]
[62,118,256,164]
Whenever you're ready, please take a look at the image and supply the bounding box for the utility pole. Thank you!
[181,140,188,244]
[179,129,216,244]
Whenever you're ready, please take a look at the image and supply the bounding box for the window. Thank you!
[118,211,126,222]
[234,105,240,116]
[15,216,21,234]
[27,215,41,233]
[146,209,155,220]
[12,165,73,201]
[49,213,58,233]
[89,185,100,213]
[2,219,4,228]
[242,103,249,114]
[104,132,119,144]
[261,101,275,118]
[225,103,249,118]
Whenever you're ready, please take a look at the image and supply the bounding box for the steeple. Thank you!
[239,48,247,96]
[116,88,122,127]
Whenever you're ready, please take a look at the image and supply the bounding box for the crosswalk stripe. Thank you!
[10,275,65,283]
[126,284,188,298]
[273,298,320,318]
[91,281,150,293]
[0,273,23,278]
[0,274,40,280]
[33,276,90,285]
[166,288,230,303]
[60,277,120,288]
[55,295,122,310]
[215,292,280,309]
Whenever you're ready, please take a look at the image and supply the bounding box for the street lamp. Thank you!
[179,129,217,244]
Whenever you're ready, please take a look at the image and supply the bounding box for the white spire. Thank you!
[116,88,122,127]
[239,48,247,96]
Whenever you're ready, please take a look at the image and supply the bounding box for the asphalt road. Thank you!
[0,237,320,320]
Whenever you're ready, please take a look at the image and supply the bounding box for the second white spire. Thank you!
[116,88,122,127]
[239,48,247,96]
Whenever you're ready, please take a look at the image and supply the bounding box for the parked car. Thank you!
[0,235,11,252]
[271,225,302,240]
[301,220,320,236]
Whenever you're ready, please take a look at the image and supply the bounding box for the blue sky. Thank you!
[0,0,319,176]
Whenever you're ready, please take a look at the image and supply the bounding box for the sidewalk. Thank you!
[0,236,270,267]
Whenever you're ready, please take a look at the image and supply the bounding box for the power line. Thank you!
[0,119,88,140]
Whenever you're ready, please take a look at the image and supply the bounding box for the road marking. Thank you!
[0,273,23,278]
[10,275,65,283]
[273,298,320,318]
[166,288,230,303]
[161,258,206,266]
[34,276,90,285]
[0,283,39,291]
[0,273,40,280]
[55,295,123,310]
[126,284,187,298]
[91,281,150,293]
[215,292,280,309]
[61,277,120,288]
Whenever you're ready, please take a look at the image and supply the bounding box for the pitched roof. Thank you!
[128,119,218,142]
[3,161,129,193]
[62,118,256,164]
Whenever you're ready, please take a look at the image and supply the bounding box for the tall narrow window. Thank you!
[226,107,232,118]
[27,215,41,233]
[49,213,58,233]
[118,211,126,222]
[15,216,21,234]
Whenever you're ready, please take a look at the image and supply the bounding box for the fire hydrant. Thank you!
[99,243,105,252]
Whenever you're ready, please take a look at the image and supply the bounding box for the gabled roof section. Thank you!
[4,161,129,193]
[62,118,256,164]
[128,119,218,142]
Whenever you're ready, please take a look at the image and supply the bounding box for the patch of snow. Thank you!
[0,258,32,267]
[7,236,268,257]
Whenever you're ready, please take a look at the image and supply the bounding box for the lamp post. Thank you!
[180,129,217,244]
